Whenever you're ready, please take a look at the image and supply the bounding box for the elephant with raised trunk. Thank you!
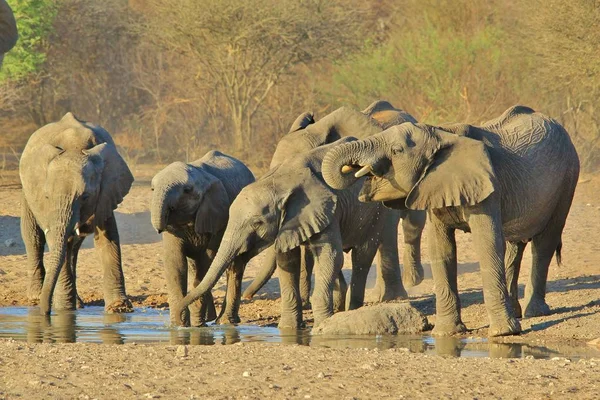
[150,151,255,326]
[20,112,134,315]
[172,139,398,329]
[322,105,580,337]
[242,101,426,307]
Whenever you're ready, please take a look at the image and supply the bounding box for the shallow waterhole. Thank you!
[1,306,598,360]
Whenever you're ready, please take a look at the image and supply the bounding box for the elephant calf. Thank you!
[20,112,134,315]
[150,151,255,326]
[171,139,401,329]
[323,105,580,337]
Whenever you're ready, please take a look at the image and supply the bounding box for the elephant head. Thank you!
[21,113,133,315]
[321,123,496,210]
[269,106,384,169]
[171,147,339,325]
[150,162,229,235]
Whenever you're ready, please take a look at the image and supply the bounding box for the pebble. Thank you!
[242,371,252,377]
[176,345,188,358]
[317,372,325,379]
[4,239,15,247]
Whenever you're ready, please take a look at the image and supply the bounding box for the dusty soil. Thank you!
[1,166,600,398]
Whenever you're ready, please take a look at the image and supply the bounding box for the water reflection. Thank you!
[0,306,599,360]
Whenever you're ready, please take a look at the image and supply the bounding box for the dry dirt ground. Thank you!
[1,167,600,399]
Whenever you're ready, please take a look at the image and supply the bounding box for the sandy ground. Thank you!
[1,166,600,398]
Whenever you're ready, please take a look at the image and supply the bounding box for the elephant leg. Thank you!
[346,241,378,310]
[216,255,247,325]
[21,196,46,303]
[429,216,465,336]
[333,269,347,313]
[309,224,344,328]
[163,233,190,326]
[52,239,77,311]
[523,212,570,317]
[242,246,277,300]
[94,215,132,313]
[505,241,527,318]
[188,255,217,326]
[300,247,314,310]
[276,247,303,329]
[373,213,407,301]
[70,236,85,309]
[468,201,520,337]
[401,210,426,288]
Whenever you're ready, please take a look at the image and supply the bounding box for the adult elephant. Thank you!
[150,151,255,326]
[20,112,134,315]
[172,139,396,329]
[322,105,580,337]
[242,101,426,306]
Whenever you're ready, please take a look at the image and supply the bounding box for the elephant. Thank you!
[322,105,580,337]
[0,0,18,69]
[172,139,398,329]
[150,151,255,326]
[19,112,134,315]
[242,101,426,306]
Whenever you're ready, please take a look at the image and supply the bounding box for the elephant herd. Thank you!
[17,101,580,338]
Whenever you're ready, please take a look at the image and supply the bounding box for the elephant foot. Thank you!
[432,318,467,336]
[372,283,408,302]
[105,298,134,314]
[215,315,241,325]
[402,265,424,288]
[523,297,551,318]
[488,317,521,337]
[278,315,303,330]
[76,294,85,309]
[27,285,42,304]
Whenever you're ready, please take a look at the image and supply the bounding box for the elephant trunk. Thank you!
[242,246,277,299]
[174,231,240,322]
[39,203,76,315]
[151,187,172,234]
[322,138,380,189]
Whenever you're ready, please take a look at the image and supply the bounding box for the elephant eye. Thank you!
[391,145,404,155]
[183,185,193,194]
[251,220,263,230]
[81,192,90,201]
[150,187,155,192]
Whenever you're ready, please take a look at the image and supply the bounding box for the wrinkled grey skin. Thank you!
[242,101,426,306]
[322,105,580,337]
[0,0,18,69]
[150,151,255,326]
[172,140,396,329]
[20,113,134,315]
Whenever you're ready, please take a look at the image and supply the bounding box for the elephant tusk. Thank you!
[341,165,355,174]
[355,165,372,178]
[156,229,163,234]
[75,228,81,236]
[44,228,49,236]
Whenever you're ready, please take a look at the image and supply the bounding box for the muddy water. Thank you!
[1,306,598,359]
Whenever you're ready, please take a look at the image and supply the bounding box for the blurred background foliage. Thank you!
[0,0,599,174]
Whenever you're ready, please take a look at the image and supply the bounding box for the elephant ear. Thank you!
[84,142,134,222]
[194,177,230,234]
[275,168,337,253]
[405,131,496,210]
[289,112,315,133]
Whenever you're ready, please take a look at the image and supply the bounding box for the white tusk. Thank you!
[341,165,355,174]
[355,165,372,178]
[75,228,81,236]
[44,229,49,236]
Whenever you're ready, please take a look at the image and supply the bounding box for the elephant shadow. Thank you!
[0,211,160,256]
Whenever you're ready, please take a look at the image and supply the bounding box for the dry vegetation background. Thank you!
[0,0,599,176]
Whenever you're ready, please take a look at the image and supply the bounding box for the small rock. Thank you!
[304,396,311,399]
[176,345,188,358]
[317,372,325,379]
[268,384,280,389]
[144,394,160,399]
[4,239,15,248]
[242,371,251,377]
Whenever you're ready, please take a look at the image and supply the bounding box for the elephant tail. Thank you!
[555,239,563,267]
